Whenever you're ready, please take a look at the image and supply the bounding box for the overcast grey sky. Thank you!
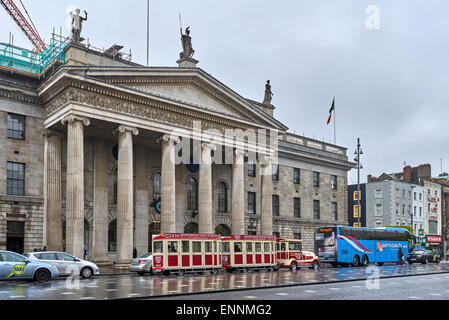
[1,0,448,184]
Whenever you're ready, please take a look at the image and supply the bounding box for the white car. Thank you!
[26,251,100,279]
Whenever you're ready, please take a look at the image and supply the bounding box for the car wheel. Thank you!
[80,267,93,279]
[353,255,360,267]
[34,269,50,283]
[409,261,413,265]
[310,260,319,270]
[436,258,440,264]
[290,261,297,271]
[362,255,369,266]
[137,271,146,276]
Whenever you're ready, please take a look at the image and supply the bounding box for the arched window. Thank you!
[215,224,231,236]
[217,182,227,212]
[187,177,198,210]
[108,219,117,252]
[184,222,198,233]
[153,173,161,201]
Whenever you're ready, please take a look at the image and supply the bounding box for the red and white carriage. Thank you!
[276,238,320,270]
[221,234,277,272]
[152,233,222,275]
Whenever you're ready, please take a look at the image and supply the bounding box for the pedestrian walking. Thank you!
[133,247,137,259]
[83,247,87,260]
[397,247,404,265]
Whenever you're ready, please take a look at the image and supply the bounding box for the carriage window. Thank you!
[288,242,302,251]
[272,243,275,252]
[246,242,253,253]
[281,243,286,251]
[153,241,163,254]
[213,241,217,252]
[182,241,190,253]
[263,242,270,252]
[222,242,230,253]
[234,242,243,253]
[276,243,280,251]
[205,241,212,253]
[168,241,178,253]
[192,241,202,253]
[255,242,262,252]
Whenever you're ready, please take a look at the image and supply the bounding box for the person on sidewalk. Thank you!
[133,247,137,259]
[397,247,404,265]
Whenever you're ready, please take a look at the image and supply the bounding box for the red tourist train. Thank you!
[152,233,320,275]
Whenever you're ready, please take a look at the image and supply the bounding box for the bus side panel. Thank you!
[337,239,352,264]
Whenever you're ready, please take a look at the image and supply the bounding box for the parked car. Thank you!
[26,251,100,279]
[129,252,153,276]
[0,250,59,282]
[407,249,440,264]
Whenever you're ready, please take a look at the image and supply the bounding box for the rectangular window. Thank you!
[255,242,262,252]
[353,190,361,201]
[168,241,178,253]
[263,242,269,252]
[182,241,189,253]
[248,192,256,214]
[414,192,417,200]
[313,172,320,187]
[7,162,25,196]
[192,241,202,253]
[402,204,405,215]
[293,168,300,184]
[396,189,400,197]
[293,197,301,218]
[313,200,320,219]
[272,164,279,181]
[332,202,338,220]
[222,242,230,253]
[247,163,256,177]
[273,232,280,238]
[419,207,422,217]
[272,195,279,216]
[331,175,337,190]
[414,206,417,216]
[375,189,382,198]
[294,233,301,239]
[205,242,212,253]
[376,203,383,216]
[7,113,25,140]
[396,203,399,215]
[429,220,438,235]
[353,222,361,227]
[419,193,422,200]
[234,242,243,253]
[353,205,360,218]
[402,190,406,198]
[246,242,253,253]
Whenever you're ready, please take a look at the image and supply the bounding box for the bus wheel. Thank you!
[290,262,298,271]
[362,255,369,266]
[353,255,360,267]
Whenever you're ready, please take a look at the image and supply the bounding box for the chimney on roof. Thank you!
[403,165,412,182]
[418,163,431,181]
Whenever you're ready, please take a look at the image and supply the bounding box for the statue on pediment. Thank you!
[70,8,88,43]
[180,26,195,59]
[263,80,273,105]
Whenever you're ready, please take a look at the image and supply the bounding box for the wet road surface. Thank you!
[0,263,448,300]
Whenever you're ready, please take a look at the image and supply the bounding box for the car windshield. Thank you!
[139,253,152,258]
[412,250,424,254]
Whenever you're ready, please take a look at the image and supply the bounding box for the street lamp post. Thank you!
[354,138,363,226]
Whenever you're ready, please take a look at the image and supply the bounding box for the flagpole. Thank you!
[333,96,336,145]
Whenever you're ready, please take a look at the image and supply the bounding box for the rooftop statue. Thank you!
[180,26,195,59]
[70,8,88,44]
[263,80,273,105]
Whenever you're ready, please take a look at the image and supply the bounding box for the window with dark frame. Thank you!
[294,197,301,218]
[294,233,301,239]
[7,113,25,140]
[153,173,161,201]
[293,168,300,184]
[331,175,337,190]
[217,182,228,212]
[247,163,256,177]
[272,164,279,181]
[248,191,256,214]
[7,162,25,196]
[332,202,338,221]
[313,200,320,220]
[313,171,320,187]
[187,177,198,210]
[272,195,279,216]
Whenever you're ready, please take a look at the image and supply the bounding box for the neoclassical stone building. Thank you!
[0,42,353,267]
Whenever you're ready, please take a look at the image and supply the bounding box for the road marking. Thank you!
[429,293,442,296]
[0,291,9,294]
[244,296,258,299]
[127,293,141,297]
[275,293,289,296]
[45,288,57,291]
[86,285,99,288]
[61,292,75,295]
[80,296,96,300]
[9,295,25,299]
[351,285,362,288]
[105,289,118,292]
[408,296,422,299]
[330,288,340,290]
[304,290,316,293]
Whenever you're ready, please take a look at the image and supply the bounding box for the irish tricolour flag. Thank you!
[326,97,335,125]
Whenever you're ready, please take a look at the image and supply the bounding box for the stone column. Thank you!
[61,115,90,259]
[43,129,62,251]
[199,142,216,234]
[115,125,139,268]
[260,156,273,235]
[92,138,111,265]
[232,149,245,235]
[135,145,149,256]
[158,134,180,233]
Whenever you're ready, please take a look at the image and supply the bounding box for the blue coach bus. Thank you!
[315,226,410,266]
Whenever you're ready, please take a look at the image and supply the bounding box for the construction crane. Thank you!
[0,0,46,52]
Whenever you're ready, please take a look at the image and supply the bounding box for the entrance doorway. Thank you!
[6,221,24,254]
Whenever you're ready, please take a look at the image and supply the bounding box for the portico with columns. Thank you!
[39,62,283,268]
